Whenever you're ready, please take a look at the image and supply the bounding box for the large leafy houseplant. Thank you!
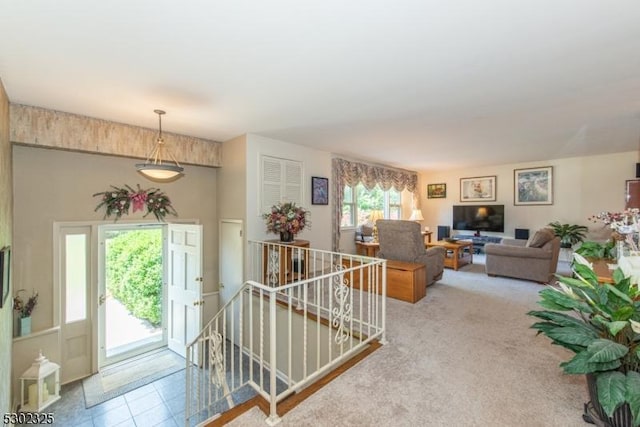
[528,263,640,426]
[576,240,616,260]
[548,221,589,248]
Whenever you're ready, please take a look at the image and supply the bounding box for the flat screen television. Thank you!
[452,205,504,233]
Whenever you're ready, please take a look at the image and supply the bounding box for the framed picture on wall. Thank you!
[311,176,329,205]
[427,183,447,199]
[0,246,10,309]
[460,176,496,202]
[514,166,553,205]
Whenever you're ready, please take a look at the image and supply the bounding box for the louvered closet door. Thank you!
[284,161,302,203]
[262,156,282,212]
[261,155,303,211]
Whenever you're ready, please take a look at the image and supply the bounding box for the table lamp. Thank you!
[409,209,424,222]
[369,210,384,242]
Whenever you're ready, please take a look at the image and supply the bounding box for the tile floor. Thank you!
[38,369,187,427]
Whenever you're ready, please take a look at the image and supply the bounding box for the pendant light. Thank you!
[136,109,184,180]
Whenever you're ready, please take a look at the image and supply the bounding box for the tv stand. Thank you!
[452,234,502,254]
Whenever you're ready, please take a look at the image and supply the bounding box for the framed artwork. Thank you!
[311,176,329,205]
[427,183,447,199]
[460,176,496,202]
[0,246,9,309]
[514,166,553,205]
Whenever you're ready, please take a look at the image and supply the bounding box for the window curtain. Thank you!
[331,158,418,252]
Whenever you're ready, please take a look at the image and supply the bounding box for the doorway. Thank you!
[98,225,167,367]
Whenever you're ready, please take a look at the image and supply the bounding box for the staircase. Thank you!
[184,242,387,426]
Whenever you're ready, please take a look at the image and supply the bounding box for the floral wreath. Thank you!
[93,184,177,221]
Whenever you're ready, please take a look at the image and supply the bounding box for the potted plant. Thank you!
[548,221,589,248]
[528,263,640,426]
[13,289,38,336]
[576,241,616,260]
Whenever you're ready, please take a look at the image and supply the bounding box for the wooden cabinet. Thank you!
[343,259,426,303]
[263,240,310,286]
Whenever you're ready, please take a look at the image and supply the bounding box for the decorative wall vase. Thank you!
[280,231,294,242]
[20,316,32,336]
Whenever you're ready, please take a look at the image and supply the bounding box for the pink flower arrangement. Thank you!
[93,184,177,221]
[589,208,639,235]
[263,202,310,235]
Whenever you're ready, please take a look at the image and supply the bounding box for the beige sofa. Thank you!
[376,220,446,286]
[484,229,560,284]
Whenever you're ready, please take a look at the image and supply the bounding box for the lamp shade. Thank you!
[136,163,183,180]
[369,210,385,224]
[136,110,184,181]
[409,209,424,221]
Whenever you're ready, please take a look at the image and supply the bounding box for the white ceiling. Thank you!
[1,1,640,171]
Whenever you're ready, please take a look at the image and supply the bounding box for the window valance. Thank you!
[331,158,418,251]
[332,158,417,192]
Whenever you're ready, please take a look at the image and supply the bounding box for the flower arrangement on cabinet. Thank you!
[13,289,38,318]
[589,208,639,252]
[263,202,310,235]
[93,184,177,221]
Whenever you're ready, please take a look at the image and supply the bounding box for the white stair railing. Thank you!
[185,242,387,426]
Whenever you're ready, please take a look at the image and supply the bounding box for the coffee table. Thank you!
[427,240,473,270]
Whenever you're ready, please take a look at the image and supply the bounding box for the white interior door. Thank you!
[220,220,244,342]
[59,226,92,383]
[167,224,203,358]
[220,220,243,306]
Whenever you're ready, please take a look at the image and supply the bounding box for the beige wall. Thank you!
[218,134,247,221]
[245,134,333,251]
[420,151,636,240]
[12,145,218,332]
[0,80,13,413]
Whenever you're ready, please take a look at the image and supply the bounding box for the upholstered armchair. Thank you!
[484,228,560,284]
[376,220,446,286]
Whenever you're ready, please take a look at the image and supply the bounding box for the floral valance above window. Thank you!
[332,158,418,192]
[331,158,418,251]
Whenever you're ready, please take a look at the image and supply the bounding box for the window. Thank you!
[342,185,355,227]
[340,183,402,227]
[62,231,89,323]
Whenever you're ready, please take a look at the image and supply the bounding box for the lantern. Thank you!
[19,351,60,412]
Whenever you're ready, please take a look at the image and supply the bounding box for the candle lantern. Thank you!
[19,351,60,412]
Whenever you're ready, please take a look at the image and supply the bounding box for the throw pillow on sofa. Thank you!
[526,229,555,248]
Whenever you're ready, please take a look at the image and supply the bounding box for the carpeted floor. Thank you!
[82,348,184,408]
[228,257,586,426]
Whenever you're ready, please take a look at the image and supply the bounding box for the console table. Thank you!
[427,240,473,270]
[263,240,310,286]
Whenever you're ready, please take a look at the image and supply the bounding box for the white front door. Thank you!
[97,224,167,368]
[167,224,203,358]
